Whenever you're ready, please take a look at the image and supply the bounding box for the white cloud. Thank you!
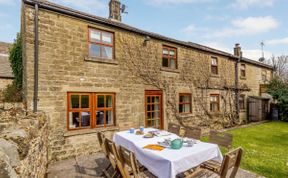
[147,0,212,5]
[50,0,107,15]
[230,0,275,9]
[267,37,288,45]
[183,16,279,38]
[242,49,273,60]
[0,0,17,5]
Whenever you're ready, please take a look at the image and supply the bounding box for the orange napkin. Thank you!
[143,144,165,151]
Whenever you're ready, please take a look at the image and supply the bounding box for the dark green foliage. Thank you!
[2,84,22,102]
[267,78,288,121]
[9,33,23,89]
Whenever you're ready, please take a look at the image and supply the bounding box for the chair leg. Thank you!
[101,163,112,176]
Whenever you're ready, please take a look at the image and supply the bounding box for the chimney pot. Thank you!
[109,0,122,22]
[234,43,242,57]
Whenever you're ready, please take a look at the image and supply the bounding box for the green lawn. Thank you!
[226,122,288,178]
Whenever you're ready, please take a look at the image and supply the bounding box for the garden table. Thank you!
[113,128,223,178]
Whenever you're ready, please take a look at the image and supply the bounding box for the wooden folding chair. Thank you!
[97,132,112,176]
[200,147,243,178]
[118,121,134,131]
[168,123,180,135]
[208,130,233,150]
[103,138,121,178]
[117,145,156,178]
[184,127,202,140]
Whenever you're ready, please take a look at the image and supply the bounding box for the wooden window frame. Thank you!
[210,94,220,112]
[211,57,218,75]
[179,93,192,114]
[67,92,116,131]
[88,27,115,60]
[162,45,177,69]
[240,64,246,77]
[239,94,245,110]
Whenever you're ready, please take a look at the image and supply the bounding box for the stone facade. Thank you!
[21,1,273,161]
[0,42,13,91]
[0,78,13,91]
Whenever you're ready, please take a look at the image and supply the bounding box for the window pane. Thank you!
[71,95,79,108]
[180,95,190,103]
[102,32,113,44]
[170,59,176,69]
[212,58,217,65]
[147,105,151,112]
[169,50,175,56]
[69,112,80,129]
[154,104,159,111]
[106,95,113,108]
[106,110,114,125]
[89,44,101,58]
[101,46,113,59]
[162,58,169,67]
[179,104,191,113]
[154,112,160,119]
[90,30,101,42]
[96,110,105,125]
[97,95,105,108]
[81,95,89,108]
[81,112,91,127]
[155,97,159,103]
[211,66,218,74]
[163,49,169,55]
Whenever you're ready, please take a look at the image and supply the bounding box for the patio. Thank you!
[46,153,263,178]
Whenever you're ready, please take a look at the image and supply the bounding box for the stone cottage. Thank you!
[21,0,273,161]
[0,42,13,91]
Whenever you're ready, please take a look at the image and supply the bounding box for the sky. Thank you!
[0,0,287,60]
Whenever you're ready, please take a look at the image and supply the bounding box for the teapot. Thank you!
[170,138,183,149]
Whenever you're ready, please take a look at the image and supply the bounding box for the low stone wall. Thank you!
[0,108,49,178]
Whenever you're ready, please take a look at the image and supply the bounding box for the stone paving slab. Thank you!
[47,153,264,178]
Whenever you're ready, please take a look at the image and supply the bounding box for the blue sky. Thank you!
[0,0,287,60]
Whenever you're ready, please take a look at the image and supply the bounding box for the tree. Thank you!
[267,55,288,83]
[9,33,23,89]
[267,78,288,121]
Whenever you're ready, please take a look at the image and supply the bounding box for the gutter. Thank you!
[33,1,39,112]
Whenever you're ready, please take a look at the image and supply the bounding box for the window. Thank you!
[240,64,246,77]
[162,46,177,69]
[88,28,114,59]
[210,94,220,112]
[67,93,115,130]
[262,70,267,81]
[211,57,218,75]
[179,94,192,114]
[239,95,245,110]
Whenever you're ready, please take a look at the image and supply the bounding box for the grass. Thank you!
[225,121,288,178]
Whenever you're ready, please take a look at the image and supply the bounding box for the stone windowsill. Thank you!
[240,109,246,112]
[160,67,180,73]
[178,113,195,118]
[84,56,119,65]
[240,76,247,80]
[209,111,222,116]
[210,74,220,78]
[64,126,119,137]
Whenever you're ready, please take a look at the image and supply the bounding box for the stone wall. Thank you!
[22,3,272,161]
[0,78,13,91]
[0,108,49,178]
[0,42,11,54]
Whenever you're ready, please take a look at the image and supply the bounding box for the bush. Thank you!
[267,78,288,121]
[2,84,22,102]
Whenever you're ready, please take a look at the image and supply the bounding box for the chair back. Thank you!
[208,130,233,150]
[103,138,118,169]
[219,147,243,178]
[97,132,108,156]
[118,146,140,178]
[184,127,202,140]
[119,121,134,131]
[168,123,180,135]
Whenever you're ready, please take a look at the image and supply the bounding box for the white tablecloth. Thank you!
[113,128,223,178]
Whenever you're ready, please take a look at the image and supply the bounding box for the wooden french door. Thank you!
[145,90,163,129]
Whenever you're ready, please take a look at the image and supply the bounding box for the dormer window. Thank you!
[88,28,114,60]
[162,46,177,69]
[211,57,218,75]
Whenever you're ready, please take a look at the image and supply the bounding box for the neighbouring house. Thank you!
[21,0,273,161]
[0,42,13,92]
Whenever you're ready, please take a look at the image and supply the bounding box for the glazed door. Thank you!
[145,91,163,129]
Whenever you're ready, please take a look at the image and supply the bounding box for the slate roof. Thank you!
[23,0,274,70]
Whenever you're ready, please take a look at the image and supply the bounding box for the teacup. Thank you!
[140,126,144,132]
[187,139,194,147]
[129,128,135,134]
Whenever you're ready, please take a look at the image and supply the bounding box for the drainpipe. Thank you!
[33,2,39,112]
[234,44,242,121]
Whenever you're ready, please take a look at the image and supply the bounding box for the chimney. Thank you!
[109,0,121,22]
[234,43,242,57]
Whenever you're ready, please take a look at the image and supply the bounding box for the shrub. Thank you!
[2,84,22,102]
